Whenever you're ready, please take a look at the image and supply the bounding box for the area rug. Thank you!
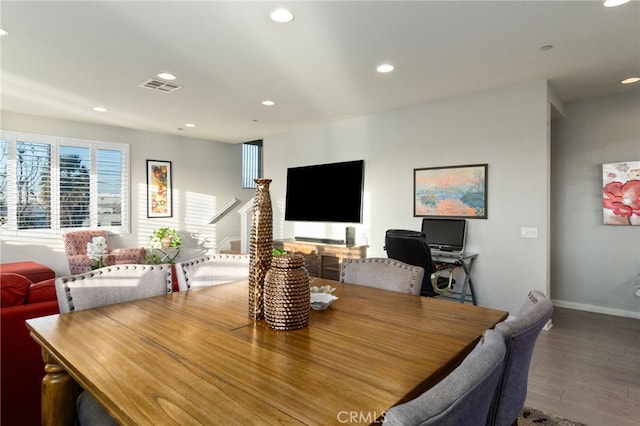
[518,407,588,426]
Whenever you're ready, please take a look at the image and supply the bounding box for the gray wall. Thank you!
[551,90,640,317]
[0,111,253,275]
[264,81,552,316]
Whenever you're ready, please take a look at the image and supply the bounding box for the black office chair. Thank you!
[384,229,456,297]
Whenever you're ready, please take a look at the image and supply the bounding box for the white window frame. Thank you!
[0,130,130,236]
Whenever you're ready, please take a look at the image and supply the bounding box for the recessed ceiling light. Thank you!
[0,28,8,36]
[157,72,176,81]
[184,123,196,128]
[621,77,640,84]
[603,0,630,7]
[270,9,294,23]
[377,64,394,73]
[262,100,276,106]
[93,107,108,112]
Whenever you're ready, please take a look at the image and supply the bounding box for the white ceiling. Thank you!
[1,1,638,144]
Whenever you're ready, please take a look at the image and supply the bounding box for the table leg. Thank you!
[458,258,478,305]
[41,349,77,426]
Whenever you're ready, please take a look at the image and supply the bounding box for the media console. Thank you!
[273,239,368,281]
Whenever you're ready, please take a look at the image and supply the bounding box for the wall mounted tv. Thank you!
[284,160,364,223]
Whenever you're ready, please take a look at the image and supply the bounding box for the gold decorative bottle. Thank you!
[248,178,273,320]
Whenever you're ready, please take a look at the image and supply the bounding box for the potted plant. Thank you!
[148,227,181,249]
[147,227,181,264]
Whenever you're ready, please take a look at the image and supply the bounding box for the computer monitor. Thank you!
[421,218,467,253]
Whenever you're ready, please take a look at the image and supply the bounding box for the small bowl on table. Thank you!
[310,293,338,311]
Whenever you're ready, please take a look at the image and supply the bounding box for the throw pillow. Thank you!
[26,278,57,304]
[1,273,32,307]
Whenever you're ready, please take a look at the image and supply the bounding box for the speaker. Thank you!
[345,226,356,246]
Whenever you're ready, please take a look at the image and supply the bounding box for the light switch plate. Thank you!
[520,227,538,238]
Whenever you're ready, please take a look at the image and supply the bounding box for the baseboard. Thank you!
[551,298,640,320]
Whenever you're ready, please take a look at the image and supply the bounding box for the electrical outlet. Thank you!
[635,286,640,298]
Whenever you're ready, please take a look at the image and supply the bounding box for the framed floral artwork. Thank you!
[147,160,173,218]
[414,163,487,218]
[602,161,640,225]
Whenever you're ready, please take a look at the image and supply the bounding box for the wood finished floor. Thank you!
[525,307,640,426]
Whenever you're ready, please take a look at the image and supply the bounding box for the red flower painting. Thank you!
[603,180,640,216]
[602,161,640,225]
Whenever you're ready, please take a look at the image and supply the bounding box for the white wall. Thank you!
[264,81,551,315]
[0,111,254,275]
[551,90,640,318]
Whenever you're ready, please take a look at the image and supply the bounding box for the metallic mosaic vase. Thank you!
[248,178,273,320]
[264,253,311,330]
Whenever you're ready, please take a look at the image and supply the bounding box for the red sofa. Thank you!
[1,273,59,426]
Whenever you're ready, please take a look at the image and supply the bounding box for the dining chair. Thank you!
[384,329,507,426]
[54,263,173,425]
[55,264,173,313]
[174,254,250,291]
[340,258,425,295]
[486,290,553,426]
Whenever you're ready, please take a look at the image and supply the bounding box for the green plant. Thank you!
[272,248,287,256]
[148,227,181,249]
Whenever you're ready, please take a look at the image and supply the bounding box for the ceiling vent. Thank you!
[139,79,182,93]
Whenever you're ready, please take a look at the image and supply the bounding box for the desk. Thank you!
[27,278,506,426]
[432,251,478,305]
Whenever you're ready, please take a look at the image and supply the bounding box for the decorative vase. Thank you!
[90,257,105,270]
[264,254,310,330]
[248,178,273,320]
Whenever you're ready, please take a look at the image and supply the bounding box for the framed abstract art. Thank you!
[414,163,487,219]
[147,160,173,218]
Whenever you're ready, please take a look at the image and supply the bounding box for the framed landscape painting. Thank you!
[414,163,487,219]
[147,160,173,218]
[602,161,640,225]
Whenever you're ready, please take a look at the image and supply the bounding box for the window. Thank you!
[242,140,263,189]
[0,131,130,234]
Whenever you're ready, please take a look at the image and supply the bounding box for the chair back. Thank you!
[340,258,424,295]
[486,290,553,426]
[175,254,250,291]
[385,329,507,426]
[384,229,440,296]
[55,264,173,313]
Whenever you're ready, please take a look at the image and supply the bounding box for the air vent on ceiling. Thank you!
[139,79,182,93]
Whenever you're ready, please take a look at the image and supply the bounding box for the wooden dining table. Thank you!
[27,278,507,426]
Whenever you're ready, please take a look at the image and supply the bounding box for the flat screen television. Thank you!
[284,160,364,223]
[421,218,467,253]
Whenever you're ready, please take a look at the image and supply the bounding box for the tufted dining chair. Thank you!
[174,254,250,291]
[486,290,553,426]
[62,230,147,274]
[340,258,425,295]
[55,263,173,314]
[384,329,507,426]
[54,263,173,425]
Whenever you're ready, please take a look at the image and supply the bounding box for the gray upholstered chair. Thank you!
[54,264,173,425]
[174,254,250,291]
[384,329,507,426]
[340,258,425,295]
[486,290,554,426]
[55,264,173,313]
